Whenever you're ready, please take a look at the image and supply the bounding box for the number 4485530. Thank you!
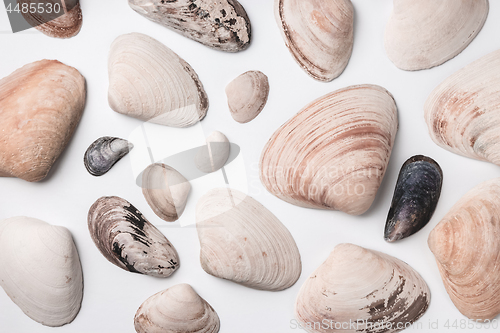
[444,319,498,329]
[6,2,61,15]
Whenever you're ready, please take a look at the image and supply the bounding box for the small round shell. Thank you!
[226,71,269,123]
[195,131,230,173]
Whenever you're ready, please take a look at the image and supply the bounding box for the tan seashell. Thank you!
[428,178,500,321]
[260,84,398,215]
[108,33,208,127]
[296,243,430,333]
[197,188,301,291]
[425,49,500,165]
[0,217,83,327]
[0,59,86,182]
[275,0,354,81]
[225,70,269,123]
[135,283,220,333]
[195,131,231,173]
[385,0,488,71]
[142,163,191,222]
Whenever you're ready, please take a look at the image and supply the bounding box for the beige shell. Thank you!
[428,178,500,321]
[108,33,208,127]
[135,284,220,333]
[0,59,86,182]
[260,84,398,215]
[275,0,354,81]
[296,243,430,333]
[385,0,488,71]
[142,163,191,222]
[425,49,500,165]
[225,70,269,123]
[197,188,301,291]
[195,131,230,173]
[0,217,83,327]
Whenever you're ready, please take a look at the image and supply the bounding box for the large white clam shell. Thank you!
[296,243,430,333]
[0,217,83,327]
[260,84,398,215]
[197,188,301,291]
[108,32,208,127]
[428,178,500,321]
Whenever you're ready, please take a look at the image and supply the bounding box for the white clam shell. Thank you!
[260,84,398,215]
[135,283,220,333]
[195,131,231,173]
[0,217,83,327]
[197,188,301,291]
[108,32,208,127]
[385,0,488,71]
[275,0,354,81]
[296,243,430,333]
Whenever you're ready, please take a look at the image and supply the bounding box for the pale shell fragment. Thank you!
[226,70,269,123]
[195,131,230,173]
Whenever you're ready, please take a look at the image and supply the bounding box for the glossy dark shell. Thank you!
[84,137,133,176]
[385,155,443,242]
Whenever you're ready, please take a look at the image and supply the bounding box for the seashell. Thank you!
[296,243,430,333]
[425,49,500,166]
[135,283,220,333]
[108,33,208,127]
[88,196,179,277]
[0,217,83,327]
[385,0,488,71]
[142,163,191,222]
[0,59,86,182]
[384,155,443,242]
[428,178,500,321]
[128,0,251,52]
[19,0,83,38]
[225,70,269,123]
[260,84,398,216]
[275,0,354,81]
[197,187,301,291]
[84,137,133,176]
[195,131,230,173]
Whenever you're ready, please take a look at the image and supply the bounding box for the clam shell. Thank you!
[384,155,443,242]
[128,0,251,52]
[385,0,488,71]
[142,163,191,222]
[197,188,301,291]
[225,70,269,123]
[0,59,86,182]
[0,217,83,327]
[108,33,208,127]
[425,49,500,166]
[195,131,230,173]
[88,196,179,277]
[135,283,220,333]
[296,243,430,333]
[428,178,500,321]
[275,0,354,81]
[84,137,133,176]
[260,84,398,215]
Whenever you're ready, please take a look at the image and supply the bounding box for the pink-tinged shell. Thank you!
[24,0,83,39]
[226,71,269,123]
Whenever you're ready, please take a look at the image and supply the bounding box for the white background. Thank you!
[1,1,500,332]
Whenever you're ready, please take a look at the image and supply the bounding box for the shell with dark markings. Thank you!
[84,137,133,176]
[195,131,230,173]
[88,196,179,277]
[384,155,443,242]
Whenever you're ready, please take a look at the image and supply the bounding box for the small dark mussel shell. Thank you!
[84,137,133,176]
[385,155,443,242]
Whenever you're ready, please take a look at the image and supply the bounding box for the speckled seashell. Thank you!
[260,84,398,215]
[296,243,430,333]
[142,163,191,222]
[88,196,179,277]
[84,137,133,176]
[226,70,269,123]
[385,155,443,242]
[128,0,251,52]
[425,49,500,166]
[385,0,488,71]
[195,131,230,173]
[135,284,220,333]
[108,33,208,127]
[197,188,301,291]
[0,217,83,327]
[275,0,354,81]
[428,178,500,321]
